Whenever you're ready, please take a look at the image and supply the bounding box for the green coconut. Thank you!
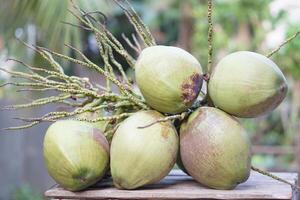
[110,110,178,189]
[208,51,288,118]
[180,107,251,190]
[43,120,109,191]
[135,45,203,114]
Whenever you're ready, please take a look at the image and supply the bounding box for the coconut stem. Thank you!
[138,112,188,129]
[1,94,72,110]
[105,124,120,143]
[251,166,300,190]
[267,30,300,58]
[13,100,131,123]
[68,5,136,67]
[114,0,156,47]
[74,113,132,123]
[1,0,156,131]
[37,45,148,110]
[207,0,214,74]
[122,33,141,54]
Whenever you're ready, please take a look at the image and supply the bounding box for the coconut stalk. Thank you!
[0,0,153,132]
[1,0,300,190]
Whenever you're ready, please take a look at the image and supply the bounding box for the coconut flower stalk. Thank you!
[1,0,300,190]
[0,0,153,134]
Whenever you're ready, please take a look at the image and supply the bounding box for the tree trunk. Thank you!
[235,22,251,49]
[177,1,193,51]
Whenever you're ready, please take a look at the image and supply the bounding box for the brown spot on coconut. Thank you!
[181,73,202,106]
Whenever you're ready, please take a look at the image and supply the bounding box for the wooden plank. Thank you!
[45,170,298,200]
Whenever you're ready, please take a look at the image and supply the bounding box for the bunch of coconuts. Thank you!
[43,45,287,191]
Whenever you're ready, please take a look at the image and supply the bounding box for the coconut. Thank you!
[135,45,203,114]
[180,107,251,189]
[208,51,288,118]
[110,110,178,189]
[43,120,109,191]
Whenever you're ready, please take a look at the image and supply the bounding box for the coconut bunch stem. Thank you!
[113,0,156,47]
[138,112,188,129]
[0,0,158,131]
[251,166,300,190]
[207,0,214,74]
[266,30,300,58]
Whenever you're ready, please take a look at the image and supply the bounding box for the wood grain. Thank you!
[45,170,298,200]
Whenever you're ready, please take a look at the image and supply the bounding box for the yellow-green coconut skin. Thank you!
[110,110,178,189]
[43,120,109,191]
[208,51,288,118]
[180,107,251,190]
[135,45,203,114]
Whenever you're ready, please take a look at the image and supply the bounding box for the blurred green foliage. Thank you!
[0,0,109,54]
[192,0,285,71]
[12,184,45,200]
[276,25,300,79]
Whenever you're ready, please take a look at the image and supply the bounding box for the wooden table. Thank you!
[45,170,298,200]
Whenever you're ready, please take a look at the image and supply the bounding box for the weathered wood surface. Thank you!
[45,170,298,200]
